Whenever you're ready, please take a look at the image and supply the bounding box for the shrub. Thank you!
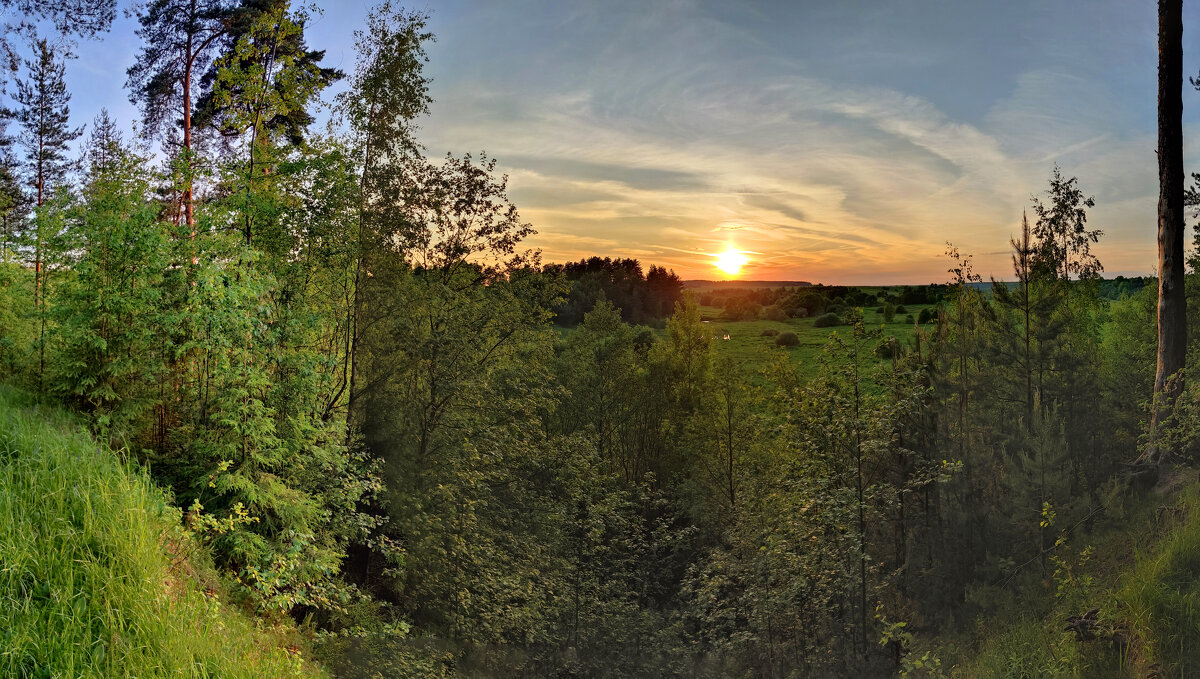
[918,308,934,324]
[760,329,780,337]
[775,331,800,347]
[895,305,908,314]
[875,336,900,358]
[905,314,915,324]
[793,307,809,318]
[827,303,847,315]
[762,304,789,321]
[814,312,841,328]
[632,327,656,352]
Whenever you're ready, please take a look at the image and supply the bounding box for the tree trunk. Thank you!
[1147,0,1186,466]
[183,20,195,251]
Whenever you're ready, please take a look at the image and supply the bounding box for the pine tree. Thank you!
[204,1,340,246]
[0,1,115,88]
[196,0,341,148]
[1147,0,1186,467]
[0,153,27,262]
[126,0,233,237]
[12,36,81,388]
[52,111,167,430]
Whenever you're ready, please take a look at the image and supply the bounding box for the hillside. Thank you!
[930,475,1200,677]
[0,386,322,678]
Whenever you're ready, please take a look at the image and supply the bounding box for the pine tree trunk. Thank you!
[1147,0,1186,467]
[183,23,195,252]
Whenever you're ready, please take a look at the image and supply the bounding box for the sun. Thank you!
[715,247,748,276]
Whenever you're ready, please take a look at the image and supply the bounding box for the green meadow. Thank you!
[698,303,939,381]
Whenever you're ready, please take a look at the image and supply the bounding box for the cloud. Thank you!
[412,0,1181,282]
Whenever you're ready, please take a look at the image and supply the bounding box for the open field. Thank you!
[697,304,940,382]
[555,303,941,384]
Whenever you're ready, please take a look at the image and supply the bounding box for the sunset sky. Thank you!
[63,0,1200,283]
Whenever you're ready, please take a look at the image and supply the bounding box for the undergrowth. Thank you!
[945,477,1200,678]
[0,385,322,678]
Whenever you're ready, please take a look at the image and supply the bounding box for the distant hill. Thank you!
[683,280,813,292]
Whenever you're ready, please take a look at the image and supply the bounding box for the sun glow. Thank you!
[715,247,748,276]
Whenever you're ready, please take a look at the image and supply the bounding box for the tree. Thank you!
[0,1,115,87]
[12,36,81,386]
[0,0,114,38]
[196,0,341,148]
[51,112,167,431]
[200,0,341,246]
[1146,0,1186,467]
[126,0,233,235]
[0,153,26,261]
[13,38,80,209]
[1030,165,1100,282]
[336,1,432,440]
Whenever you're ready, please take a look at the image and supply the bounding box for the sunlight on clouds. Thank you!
[417,0,1168,283]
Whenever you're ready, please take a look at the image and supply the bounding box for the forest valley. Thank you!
[1,0,1199,677]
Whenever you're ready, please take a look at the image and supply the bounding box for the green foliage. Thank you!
[878,617,946,678]
[0,3,1181,677]
[762,303,788,321]
[1115,487,1200,674]
[198,0,341,148]
[721,295,760,320]
[51,117,167,432]
[0,385,320,677]
[775,330,799,346]
[814,311,842,327]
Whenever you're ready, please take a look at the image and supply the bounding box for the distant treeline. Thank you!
[545,257,684,325]
[978,275,1152,300]
[701,284,950,321]
[547,259,1153,328]
[683,279,813,292]
[696,275,1153,324]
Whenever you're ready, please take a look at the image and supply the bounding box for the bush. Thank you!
[827,303,847,315]
[895,305,907,314]
[793,307,809,318]
[760,329,780,337]
[775,331,800,347]
[813,312,841,328]
[762,304,789,321]
[918,308,934,324]
[875,336,900,358]
[905,314,915,324]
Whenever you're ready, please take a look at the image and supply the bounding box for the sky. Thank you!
[53,0,1200,283]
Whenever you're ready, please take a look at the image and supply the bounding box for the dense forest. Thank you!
[2,0,1200,677]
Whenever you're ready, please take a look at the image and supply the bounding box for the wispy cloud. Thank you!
[409,0,1192,282]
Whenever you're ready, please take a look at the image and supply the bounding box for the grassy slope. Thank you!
[944,478,1200,678]
[0,386,322,678]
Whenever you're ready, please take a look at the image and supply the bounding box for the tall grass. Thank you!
[952,482,1200,678]
[1116,486,1200,675]
[0,386,322,677]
